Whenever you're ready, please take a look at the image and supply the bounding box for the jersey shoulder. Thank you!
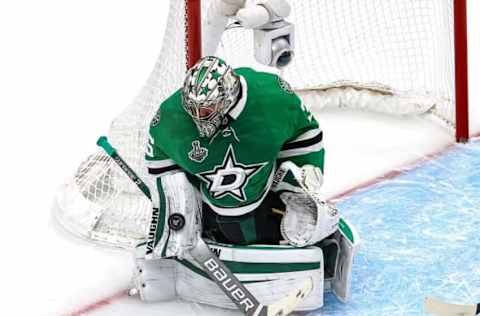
[234,67,304,123]
[149,88,196,140]
[235,67,299,103]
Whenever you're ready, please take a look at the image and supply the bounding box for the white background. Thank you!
[0,1,170,313]
[0,1,478,315]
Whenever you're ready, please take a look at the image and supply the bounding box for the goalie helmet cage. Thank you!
[54,0,469,249]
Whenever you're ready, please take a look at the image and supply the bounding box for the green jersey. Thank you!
[146,67,324,216]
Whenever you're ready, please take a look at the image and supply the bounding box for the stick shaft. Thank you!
[97,136,151,200]
[425,296,479,316]
[191,239,264,315]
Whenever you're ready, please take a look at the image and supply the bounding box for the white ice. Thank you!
[0,1,479,315]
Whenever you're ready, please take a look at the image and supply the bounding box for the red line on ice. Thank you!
[329,143,457,203]
[65,290,128,316]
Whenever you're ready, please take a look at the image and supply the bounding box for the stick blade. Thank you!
[424,296,477,316]
[265,277,313,316]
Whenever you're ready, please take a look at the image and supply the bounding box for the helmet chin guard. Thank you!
[182,56,240,138]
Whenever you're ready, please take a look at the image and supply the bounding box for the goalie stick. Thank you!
[425,297,480,316]
[97,136,313,316]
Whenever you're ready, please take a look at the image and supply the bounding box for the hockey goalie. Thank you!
[131,0,360,312]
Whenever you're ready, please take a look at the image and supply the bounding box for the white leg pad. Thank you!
[175,242,324,311]
[331,218,361,302]
[132,218,360,306]
[133,257,177,302]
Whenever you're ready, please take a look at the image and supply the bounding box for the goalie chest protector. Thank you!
[148,67,319,216]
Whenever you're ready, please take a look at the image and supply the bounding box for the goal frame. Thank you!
[186,0,470,142]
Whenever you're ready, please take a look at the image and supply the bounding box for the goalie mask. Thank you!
[182,56,241,138]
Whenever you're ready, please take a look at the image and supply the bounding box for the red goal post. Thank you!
[453,0,469,142]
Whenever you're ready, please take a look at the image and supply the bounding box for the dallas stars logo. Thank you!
[198,145,266,202]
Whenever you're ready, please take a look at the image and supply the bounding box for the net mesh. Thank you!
[54,0,456,248]
[215,0,454,124]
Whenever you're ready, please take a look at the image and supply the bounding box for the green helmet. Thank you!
[182,56,240,138]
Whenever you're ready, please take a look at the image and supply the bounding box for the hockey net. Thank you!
[53,0,465,249]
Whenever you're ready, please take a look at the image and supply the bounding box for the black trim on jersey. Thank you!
[281,131,323,151]
[225,80,244,123]
[226,84,243,119]
[224,114,235,126]
[148,165,181,175]
[205,185,268,211]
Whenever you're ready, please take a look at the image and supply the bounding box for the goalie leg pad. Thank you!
[175,241,324,311]
[132,253,177,302]
[329,217,361,302]
[318,237,340,282]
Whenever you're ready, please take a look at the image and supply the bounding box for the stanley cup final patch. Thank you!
[188,140,208,163]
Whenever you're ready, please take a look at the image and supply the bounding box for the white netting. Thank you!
[54,0,189,248]
[215,0,454,124]
[54,0,456,248]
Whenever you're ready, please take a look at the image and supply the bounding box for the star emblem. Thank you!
[211,71,222,80]
[201,86,209,95]
[198,145,266,202]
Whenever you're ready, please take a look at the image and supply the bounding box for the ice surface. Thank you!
[306,141,480,315]
[63,141,480,316]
